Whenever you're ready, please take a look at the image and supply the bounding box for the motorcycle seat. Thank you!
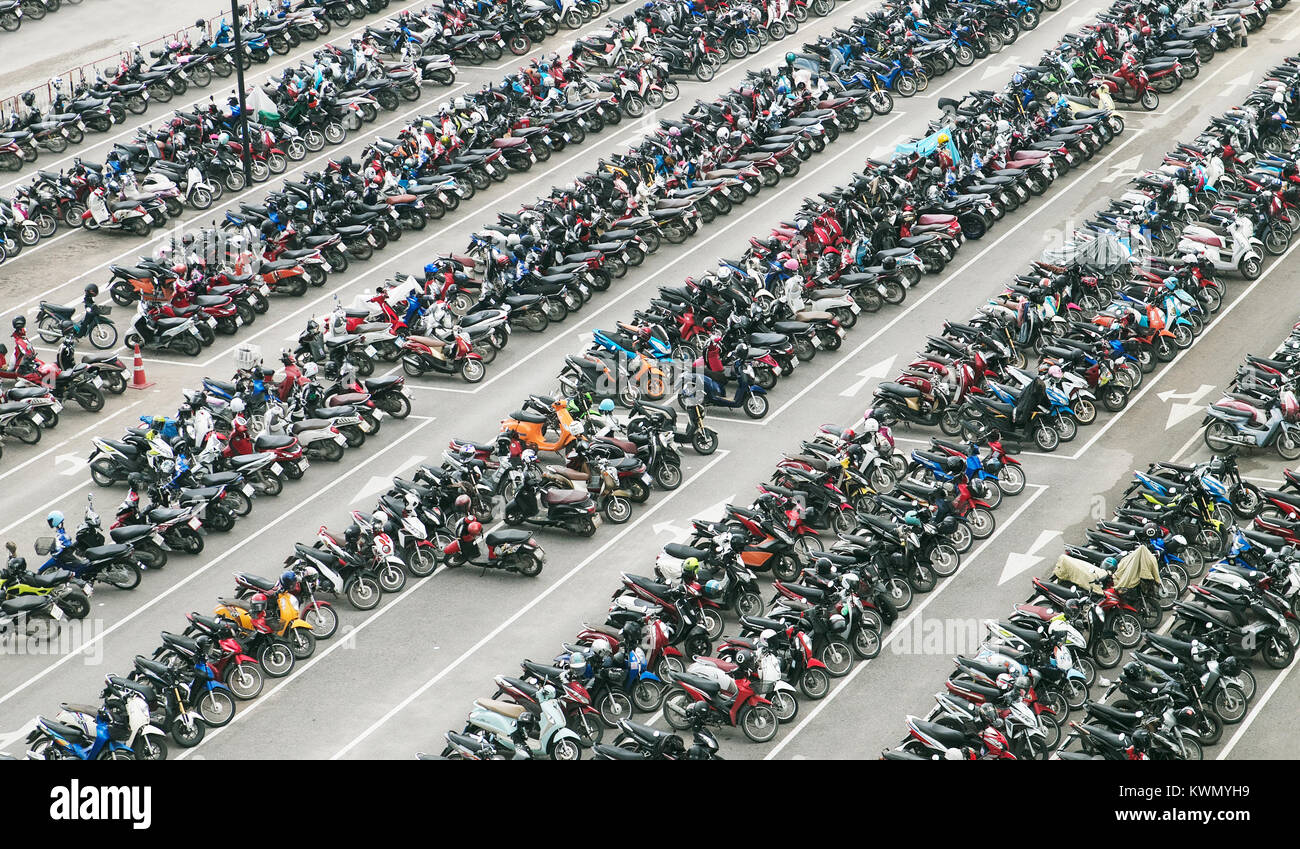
[542,489,589,506]
[254,434,297,450]
[915,450,965,473]
[508,409,547,425]
[108,525,154,545]
[1241,528,1286,550]
[474,698,526,720]
[406,335,447,349]
[1085,700,1143,727]
[226,454,269,471]
[7,386,50,401]
[146,507,188,524]
[663,543,710,561]
[877,381,920,399]
[546,466,588,482]
[673,672,722,696]
[363,376,401,392]
[39,301,76,317]
[155,316,191,329]
[83,543,131,561]
[485,529,533,546]
[772,321,811,335]
[35,717,91,743]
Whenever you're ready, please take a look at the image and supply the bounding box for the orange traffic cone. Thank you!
[128,343,154,390]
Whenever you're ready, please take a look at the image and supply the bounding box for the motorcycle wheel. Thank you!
[104,561,142,590]
[692,428,718,455]
[346,576,381,610]
[852,627,881,660]
[196,689,237,726]
[740,704,779,743]
[303,602,338,639]
[770,689,799,723]
[603,496,632,524]
[819,640,853,676]
[800,667,831,699]
[662,692,694,730]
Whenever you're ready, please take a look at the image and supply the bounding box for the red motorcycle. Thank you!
[661,659,780,742]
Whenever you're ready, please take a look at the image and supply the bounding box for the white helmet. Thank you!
[229,398,246,414]
[591,637,613,656]
[862,417,880,434]
[521,448,537,463]
[303,361,319,379]
[453,96,467,110]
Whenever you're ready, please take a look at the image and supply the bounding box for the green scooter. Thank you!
[456,686,583,760]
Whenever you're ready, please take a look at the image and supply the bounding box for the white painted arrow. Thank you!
[1224,71,1256,90]
[998,529,1061,585]
[1156,384,1216,430]
[0,717,38,752]
[55,453,86,476]
[652,521,690,541]
[980,60,1013,81]
[350,454,427,504]
[1099,154,1144,183]
[839,354,898,398]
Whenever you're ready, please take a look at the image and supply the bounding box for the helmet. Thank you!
[733,648,754,670]
[621,619,642,646]
[85,283,99,299]
[598,399,615,414]
[815,557,833,577]
[715,126,728,143]
[521,448,537,464]
[46,510,64,528]
[248,592,269,615]
[591,637,613,656]
[862,418,880,434]
[11,316,24,331]
[217,132,230,146]
[453,96,467,111]
[903,512,922,528]
[936,133,949,144]
[1163,276,1178,290]
[279,569,298,590]
[681,556,700,576]
[1122,660,1145,681]
[1046,365,1063,380]
[295,200,308,211]
[668,126,681,137]
[782,258,799,271]
[344,524,360,545]
[882,256,897,271]
[979,703,1000,726]
[229,398,246,414]
[454,494,471,512]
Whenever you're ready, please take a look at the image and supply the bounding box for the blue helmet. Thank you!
[598,399,615,413]
[424,263,437,275]
[47,510,64,528]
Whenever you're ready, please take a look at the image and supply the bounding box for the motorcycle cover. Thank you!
[1113,545,1160,591]
[1051,553,1107,594]
[1040,232,1130,272]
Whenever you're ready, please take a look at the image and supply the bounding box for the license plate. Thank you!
[259,283,271,296]
[242,483,255,496]
[92,376,104,388]
[271,462,284,475]
[836,327,846,338]
[579,283,590,296]
[849,302,861,314]
[206,317,217,327]
[190,326,201,336]
[31,412,44,424]
[235,315,243,327]
[52,401,63,413]
[298,459,310,471]
[374,409,385,419]
[365,345,378,358]
[142,214,153,224]
[642,473,653,485]
[563,132,571,142]
[791,357,800,367]
[812,336,823,348]
[83,585,93,598]
[358,420,373,433]
[773,365,782,376]
[529,153,536,163]
[367,234,378,247]
[322,262,333,272]
[334,434,347,445]
[187,517,202,530]
[50,604,64,621]
[592,514,602,528]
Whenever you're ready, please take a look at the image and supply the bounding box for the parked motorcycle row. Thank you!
[426,4,1291,759]
[880,68,1300,760]
[0,0,446,176]
[890,441,1298,760]
[0,307,128,463]
[0,0,80,36]
[10,0,1079,759]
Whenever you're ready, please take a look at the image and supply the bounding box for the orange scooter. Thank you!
[499,394,579,453]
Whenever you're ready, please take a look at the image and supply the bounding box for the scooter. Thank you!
[679,360,768,419]
[1177,214,1264,280]
[456,686,583,760]
[124,304,204,356]
[502,467,602,536]
[442,511,546,576]
[1202,390,1300,460]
